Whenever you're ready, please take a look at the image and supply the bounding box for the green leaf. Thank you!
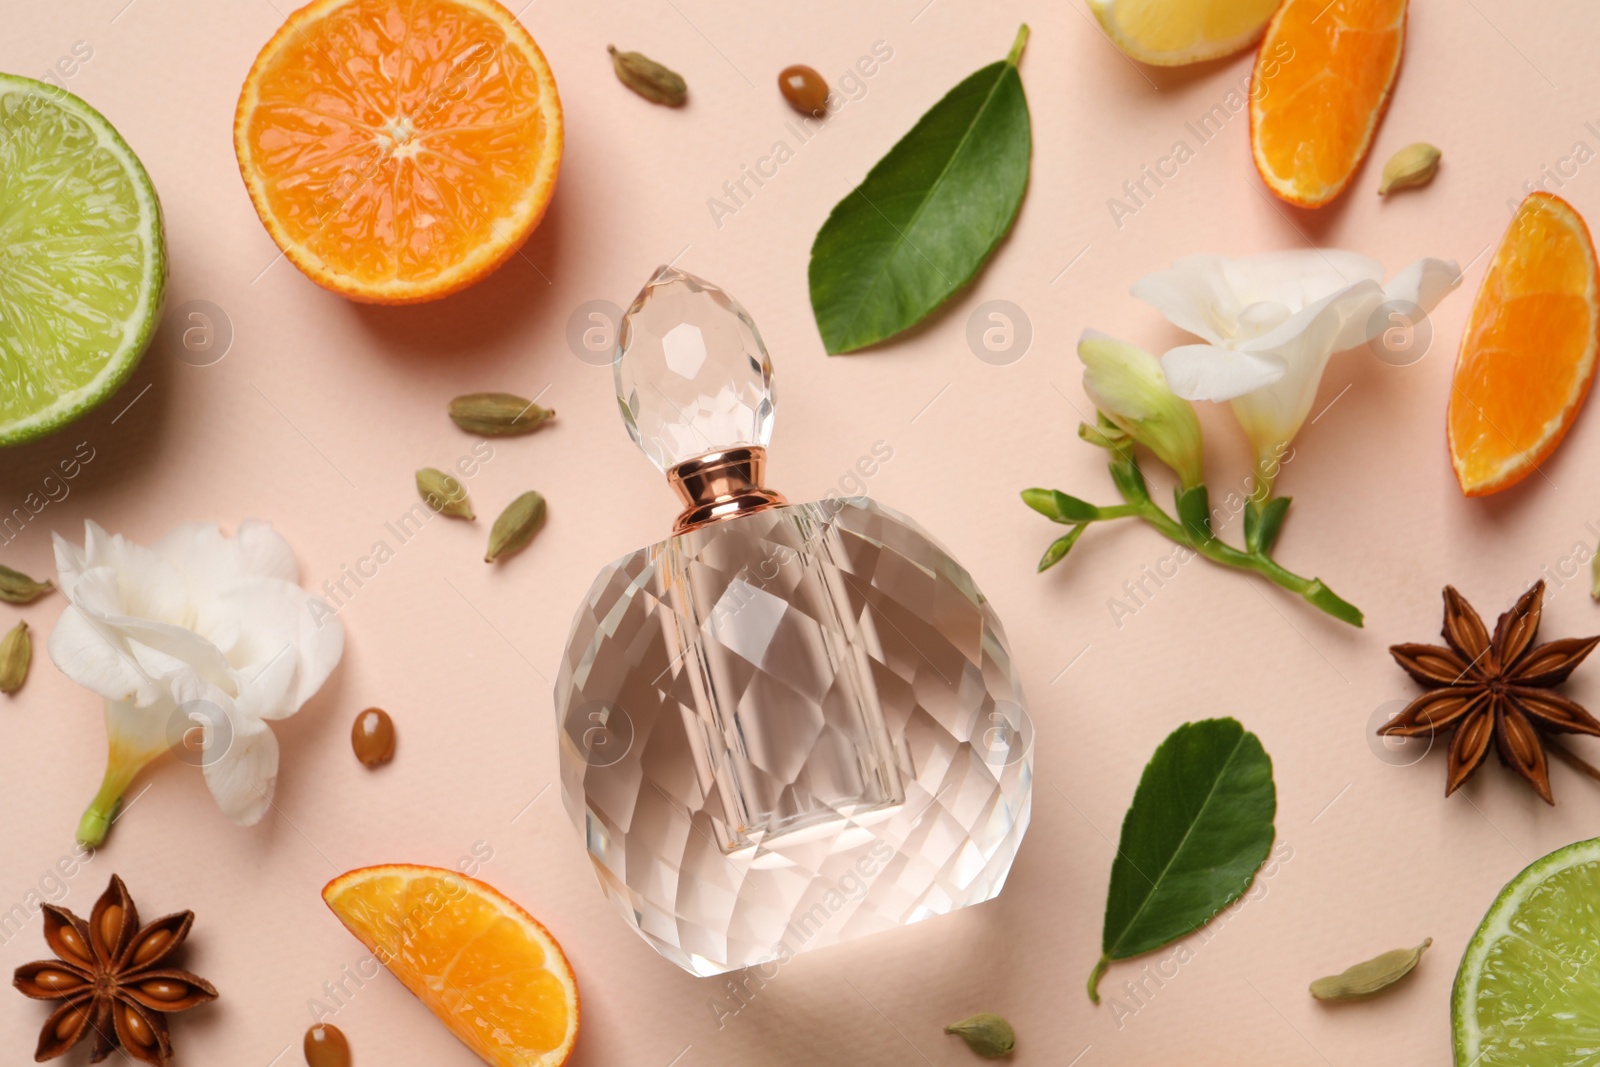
[1245,497,1291,556]
[1173,485,1211,543]
[1302,579,1364,627]
[808,25,1031,354]
[1037,524,1088,571]
[1021,488,1099,524]
[1090,718,1276,1003]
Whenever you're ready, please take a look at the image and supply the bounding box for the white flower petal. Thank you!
[1223,250,1382,308]
[235,521,300,583]
[1382,256,1462,313]
[171,673,279,826]
[52,531,90,596]
[204,713,278,826]
[1129,256,1240,345]
[104,693,177,765]
[212,578,343,717]
[1241,279,1395,363]
[1161,343,1286,402]
[49,606,160,706]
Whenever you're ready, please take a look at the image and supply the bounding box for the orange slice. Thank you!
[323,865,579,1066]
[1250,0,1407,208]
[1449,193,1600,496]
[234,0,562,303]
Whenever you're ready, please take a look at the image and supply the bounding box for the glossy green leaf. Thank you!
[1089,718,1276,1002]
[808,26,1031,354]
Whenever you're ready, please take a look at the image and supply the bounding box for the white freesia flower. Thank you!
[1078,330,1205,489]
[1134,251,1460,493]
[49,521,343,844]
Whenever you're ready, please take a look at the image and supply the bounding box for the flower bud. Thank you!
[1078,330,1205,488]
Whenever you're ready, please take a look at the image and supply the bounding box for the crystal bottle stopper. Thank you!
[614,266,785,531]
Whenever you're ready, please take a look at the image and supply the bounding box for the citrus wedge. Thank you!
[1088,0,1282,66]
[1455,835,1600,1066]
[234,0,563,304]
[323,865,578,1066]
[1250,0,1407,207]
[0,75,164,446]
[1449,193,1599,496]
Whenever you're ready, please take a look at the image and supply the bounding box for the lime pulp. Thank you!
[0,73,164,446]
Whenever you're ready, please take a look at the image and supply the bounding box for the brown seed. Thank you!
[33,969,84,993]
[778,64,828,117]
[54,1004,88,1040]
[304,1023,352,1067]
[131,928,172,966]
[352,707,396,767]
[139,978,189,1002]
[99,904,123,954]
[122,1004,155,1047]
[55,922,91,965]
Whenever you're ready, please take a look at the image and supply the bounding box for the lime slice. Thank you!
[0,74,164,446]
[1455,835,1600,1066]
[1087,0,1281,66]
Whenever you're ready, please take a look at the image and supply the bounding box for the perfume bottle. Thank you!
[554,267,1033,976]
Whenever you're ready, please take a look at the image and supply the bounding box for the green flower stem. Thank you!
[77,760,141,847]
[1121,497,1362,627]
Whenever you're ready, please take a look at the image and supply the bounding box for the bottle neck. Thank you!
[666,447,786,533]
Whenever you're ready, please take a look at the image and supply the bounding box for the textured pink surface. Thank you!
[4,1,1600,1064]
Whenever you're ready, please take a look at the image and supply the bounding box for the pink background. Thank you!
[5,1,1600,1064]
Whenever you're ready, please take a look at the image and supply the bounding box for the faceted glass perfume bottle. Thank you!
[554,266,1033,976]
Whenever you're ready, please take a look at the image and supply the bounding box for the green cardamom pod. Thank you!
[944,1013,1015,1057]
[416,468,475,520]
[608,45,688,107]
[0,563,53,604]
[449,392,555,436]
[485,491,546,563]
[0,620,31,694]
[1379,143,1441,196]
[1309,938,1432,1001]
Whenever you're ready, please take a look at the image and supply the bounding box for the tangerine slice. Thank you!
[1449,193,1600,497]
[234,0,562,303]
[323,865,579,1066]
[1250,0,1406,208]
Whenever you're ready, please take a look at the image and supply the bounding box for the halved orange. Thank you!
[1449,193,1600,496]
[1250,0,1407,208]
[234,0,562,303]
[323,865,579,1066]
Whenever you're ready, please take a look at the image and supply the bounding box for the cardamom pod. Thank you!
[1379,143,1441,196]
[0,620,31,694]
[486,491,546,563]
[0,563,52,604]
[449,392,555,436]
[608,45,688,107]
[1310,938,1432,1001]
[416,468,475,520]
[943,1013,1015,1057]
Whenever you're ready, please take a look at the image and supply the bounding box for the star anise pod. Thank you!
[1380,580,1600,804]
[13,874,217,1065]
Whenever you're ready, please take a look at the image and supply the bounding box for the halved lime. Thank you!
[0,74,164,446]
[1454,835,1600,1065]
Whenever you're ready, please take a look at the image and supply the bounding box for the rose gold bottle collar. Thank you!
[667,446,786,533]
